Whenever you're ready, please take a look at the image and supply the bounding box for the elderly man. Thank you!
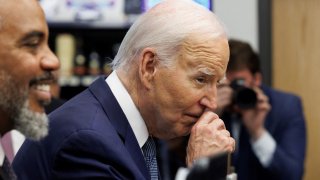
[14,0,234,179]
[0,0,59,178]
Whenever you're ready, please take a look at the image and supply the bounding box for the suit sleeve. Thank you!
[52,130,135,179]
[267,96,306,180]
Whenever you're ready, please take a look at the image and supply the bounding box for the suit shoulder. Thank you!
[266,86,302,104]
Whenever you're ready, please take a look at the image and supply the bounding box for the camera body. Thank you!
[230,79,257,110]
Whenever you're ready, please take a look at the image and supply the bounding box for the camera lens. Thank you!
[230,79,257,109]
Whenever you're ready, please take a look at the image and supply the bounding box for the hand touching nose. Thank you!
[186,111,235,167]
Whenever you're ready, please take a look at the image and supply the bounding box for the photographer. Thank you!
[216,39,306,180]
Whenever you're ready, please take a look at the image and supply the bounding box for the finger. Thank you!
[257,102,271,111]
[252,86,263,94]
[221,129,231,137]
[253,87,269,103]
[196,111,219,126]
[209,118,226,130]
[230,137,236,152]
[257,94,269,104]
[256,94,271,111]
[224,137,235,153]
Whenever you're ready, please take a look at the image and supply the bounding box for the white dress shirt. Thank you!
[0,130,25,166]
[106,71,190,180]
[231,118,276,167]
[106,71,149,149]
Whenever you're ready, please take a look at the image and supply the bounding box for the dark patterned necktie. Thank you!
[142,137,158,180]
[0,156,16,180]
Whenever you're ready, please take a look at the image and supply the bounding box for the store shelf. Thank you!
[47,17,138,30]
[59,75,100,87]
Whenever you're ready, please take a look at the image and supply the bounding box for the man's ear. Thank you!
[139,48,158,90]
[253,72,262,86]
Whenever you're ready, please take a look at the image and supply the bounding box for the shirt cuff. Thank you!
[251,131,276,167]
[175,167,189,180]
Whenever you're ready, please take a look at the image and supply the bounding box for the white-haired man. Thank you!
[14,0,234,179]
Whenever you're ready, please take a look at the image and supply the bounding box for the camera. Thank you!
[230,79,257,110]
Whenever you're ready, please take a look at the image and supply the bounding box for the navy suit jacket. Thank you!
[13,77,151,179]
[224,85,306,180]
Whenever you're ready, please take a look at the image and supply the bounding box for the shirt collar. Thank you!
[106,71,149,148]
[0,138,4,166]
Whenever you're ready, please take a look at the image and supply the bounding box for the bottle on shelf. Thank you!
[73,37,87,76]
[55,33,75,78]
[88,51,101,76]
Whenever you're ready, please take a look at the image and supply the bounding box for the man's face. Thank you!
[0,0,59,139]
[144,36,229,139]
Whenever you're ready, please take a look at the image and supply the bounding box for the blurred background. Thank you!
[39,0,320,179]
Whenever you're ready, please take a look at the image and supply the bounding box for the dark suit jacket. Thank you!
[223,85,306,180]
[13,76,150,179]
[45,97,66,114]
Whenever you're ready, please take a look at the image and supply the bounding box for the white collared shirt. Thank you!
[0,130,25,166]
[231,118,276,167]
[106,71,149,148]
[106,71,191,180]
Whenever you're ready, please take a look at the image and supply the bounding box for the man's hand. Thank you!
[186,111,235,167]
[240,87,271,140]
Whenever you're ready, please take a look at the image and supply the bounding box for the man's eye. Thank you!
[196,77,207,84]
[25,39,40,48]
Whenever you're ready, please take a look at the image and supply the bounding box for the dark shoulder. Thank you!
[262,85,302,106]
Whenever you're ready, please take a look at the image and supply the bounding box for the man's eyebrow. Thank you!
[19,31,44,43]
[198,67,214,76]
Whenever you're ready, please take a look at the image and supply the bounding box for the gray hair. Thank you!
[111,0,227,72]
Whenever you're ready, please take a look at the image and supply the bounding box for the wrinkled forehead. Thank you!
[180,35,229,67]
[172,34,229,81]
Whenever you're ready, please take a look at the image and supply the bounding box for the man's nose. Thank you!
[200,87,217,111]
[40,48,60,71]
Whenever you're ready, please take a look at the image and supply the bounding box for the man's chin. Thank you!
[14,102,49,141]
[28,99,50,114]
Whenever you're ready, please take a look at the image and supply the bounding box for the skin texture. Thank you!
[118,35,235,166]
[0,0,60,138]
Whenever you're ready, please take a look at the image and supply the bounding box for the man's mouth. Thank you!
[185,113,201,123]
[36,84,50,91]
[29,72,55,106]
[31,83,52,105]
[29,72,55,87]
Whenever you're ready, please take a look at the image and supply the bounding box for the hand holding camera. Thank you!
[240,87,271,140]
[217,78,271,140]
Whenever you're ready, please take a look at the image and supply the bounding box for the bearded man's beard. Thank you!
[0,71,48,140]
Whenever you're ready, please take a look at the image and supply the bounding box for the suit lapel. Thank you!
[88,76,149,179]
[124,128,150,180]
